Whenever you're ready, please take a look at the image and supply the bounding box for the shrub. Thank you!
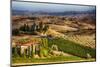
[39,47,48,57]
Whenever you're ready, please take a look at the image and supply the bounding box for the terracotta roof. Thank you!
[15,41,40,46]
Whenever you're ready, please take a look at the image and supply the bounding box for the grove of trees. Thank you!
[12,22,49,35]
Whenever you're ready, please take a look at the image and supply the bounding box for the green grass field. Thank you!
[12,56,95,64]
[12,56,81,63]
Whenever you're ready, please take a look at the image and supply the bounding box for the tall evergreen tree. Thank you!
[30,23,36,32]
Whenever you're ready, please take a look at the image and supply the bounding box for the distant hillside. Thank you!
[12,9,96,16]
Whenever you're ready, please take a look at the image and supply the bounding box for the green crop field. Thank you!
[48,37,96,58]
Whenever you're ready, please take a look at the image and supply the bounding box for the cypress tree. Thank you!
[31,23,36,32]
[31,44,33,58]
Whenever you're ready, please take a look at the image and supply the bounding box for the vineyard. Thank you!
[48,37,96,58]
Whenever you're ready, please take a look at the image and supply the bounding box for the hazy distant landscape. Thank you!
[12,1,96,66]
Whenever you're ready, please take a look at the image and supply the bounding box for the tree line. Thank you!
[12,22,49,35]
